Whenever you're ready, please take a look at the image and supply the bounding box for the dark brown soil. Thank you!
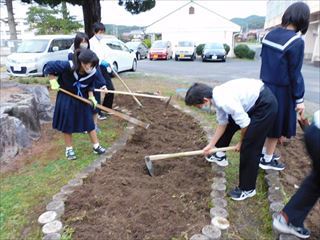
[63,96,213,240]
[278,131,320,240]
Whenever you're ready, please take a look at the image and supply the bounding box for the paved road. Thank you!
[136,57,320,114]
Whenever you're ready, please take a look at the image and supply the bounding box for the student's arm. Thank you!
[203,124,227,155]
[287,39,305,115]
[235,126,248,152]
[44,61,70,76]
[44,61,69,91]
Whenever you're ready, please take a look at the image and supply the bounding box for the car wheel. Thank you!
[112,62,118,76]
[149,58,153,61]
[131,59,137,72]
[137,53,141,60]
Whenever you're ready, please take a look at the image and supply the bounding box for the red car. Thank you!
[149,40,173,60]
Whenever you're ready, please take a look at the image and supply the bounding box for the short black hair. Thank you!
[92,22,105,34]
[72,49,99,71]
[74,32,90,50]
[281,2,310,35]
[185,83,213,106]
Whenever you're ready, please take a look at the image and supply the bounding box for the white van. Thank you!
[6,35,74,77]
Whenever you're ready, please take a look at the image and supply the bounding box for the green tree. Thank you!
[27,5,82,34]
[21,0,156,37]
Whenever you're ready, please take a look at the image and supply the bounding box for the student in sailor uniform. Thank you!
[185,79,278,201]
[259,2,310,171]
[68,32,106,130]
[90,22,115,120]
[45,49,106,160]
[273,110,320,239]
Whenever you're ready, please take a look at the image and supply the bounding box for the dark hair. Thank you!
[72,49,99,72]
[74,32,90,50]
[281,2,310,34]
[185,83,213,106]
[92,22,105,34]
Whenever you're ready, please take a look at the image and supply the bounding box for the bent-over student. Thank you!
[185,78,278,200]
[45,49,106,160]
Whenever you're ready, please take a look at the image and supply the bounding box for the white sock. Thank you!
[216,151,226,157]
[66,146,73,152]
[264,154,272,163]
[93,143,99,149]
[262,147,266,155]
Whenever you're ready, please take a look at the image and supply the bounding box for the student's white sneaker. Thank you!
[205,153,228,167]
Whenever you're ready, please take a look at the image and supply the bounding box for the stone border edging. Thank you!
[172,104,229,240]
[37,124,135,240]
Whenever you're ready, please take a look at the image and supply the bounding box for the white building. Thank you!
[264,0,320,65]
[144,0,241,57]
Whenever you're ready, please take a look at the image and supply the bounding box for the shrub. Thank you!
[246,49,256,59]
[223,43,230,55]
[234,44,255,59]
[196,44,205,56]
[143,38,151,48]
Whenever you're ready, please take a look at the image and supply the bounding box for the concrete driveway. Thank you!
[137,57,319,114]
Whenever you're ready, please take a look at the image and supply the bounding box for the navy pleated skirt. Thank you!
[265,83,296,138]
[53,91,95,133]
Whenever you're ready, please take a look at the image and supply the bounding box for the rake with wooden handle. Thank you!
[94,89,172,107]
[145,146,237,176]
[59,88,149,129]
[111,68,143,108]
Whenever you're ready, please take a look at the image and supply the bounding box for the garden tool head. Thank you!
[144,156,154,176]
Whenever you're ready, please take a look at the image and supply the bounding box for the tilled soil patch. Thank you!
[278,131,320,240]
[63,96,213,239]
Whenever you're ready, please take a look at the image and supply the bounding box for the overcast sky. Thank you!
[2,0,267,26]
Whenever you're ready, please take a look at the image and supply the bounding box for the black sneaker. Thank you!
[93,145,106,155]
[205,152,228,167]
[259,157,285,171]
[273,153,281,160]
[228,187,256,201]
[66,148,77,160]
[98,113,107,120]
[273,212,310,239]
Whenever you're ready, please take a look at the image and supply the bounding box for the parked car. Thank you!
[6,35,74,76]
[174,41,196,61]
[202,42,226,62]
[100,37,137,73]
[125,41,148,60]
[149,40,173,60]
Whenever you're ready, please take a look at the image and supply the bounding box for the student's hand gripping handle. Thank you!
[49,79,60,91]
[88,96,97,109]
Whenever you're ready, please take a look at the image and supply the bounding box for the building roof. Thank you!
[145,0,241,33]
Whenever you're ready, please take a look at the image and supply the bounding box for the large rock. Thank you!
[20,85,54,121]
[0,82,53,163]
[0,114,19,162]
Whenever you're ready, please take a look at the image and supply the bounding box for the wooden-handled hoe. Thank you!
[59,88,150,129]
[145,146,237,176]
[95,89,172,108]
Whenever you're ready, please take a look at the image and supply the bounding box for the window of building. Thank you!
[189,6,194,15]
